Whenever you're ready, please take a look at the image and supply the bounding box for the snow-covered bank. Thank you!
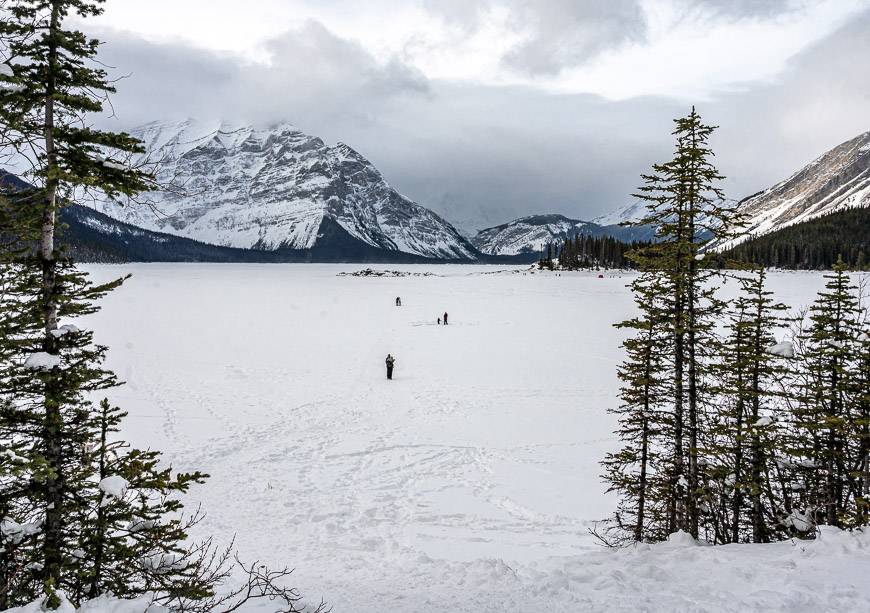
[67,264,867,612]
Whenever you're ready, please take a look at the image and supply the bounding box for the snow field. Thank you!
[78,265,870,613]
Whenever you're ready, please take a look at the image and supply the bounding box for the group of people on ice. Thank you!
[395,296,448,325]
[387,298,449,379]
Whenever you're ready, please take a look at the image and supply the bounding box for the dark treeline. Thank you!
[724,207,870,270]
[538,233,652,270]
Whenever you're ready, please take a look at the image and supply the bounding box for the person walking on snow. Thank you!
[443,311,448,325]
[395,296,402,306]
[385,354,395,379]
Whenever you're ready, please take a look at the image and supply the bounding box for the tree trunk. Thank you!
[41,0,64,595]
[749,321,766,542]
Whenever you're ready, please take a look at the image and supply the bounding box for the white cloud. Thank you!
[89,0,870,100]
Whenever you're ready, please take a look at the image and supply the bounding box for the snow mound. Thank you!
[663,530,706,548]
[23,352,62,371]
[98,475,129,500]
[50,324,81,338]
[767,341,794,358]
[140,553,187,574]
[3,594,165,613]
[0,518,41,545]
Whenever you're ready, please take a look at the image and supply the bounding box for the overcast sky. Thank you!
[83,0,870,231]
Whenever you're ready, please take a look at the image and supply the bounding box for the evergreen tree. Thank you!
[784,260,868,529]
[1,3,319,611]
[706,268,791,543]
[0,192,44,610]
[602,272,673,542]
[626,107,743,538]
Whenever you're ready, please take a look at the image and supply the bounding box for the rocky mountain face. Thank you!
[717,130,870,250]
[471,213,654,257]
[89,120,478,260]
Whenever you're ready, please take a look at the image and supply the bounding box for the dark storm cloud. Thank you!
[94,10,870,232]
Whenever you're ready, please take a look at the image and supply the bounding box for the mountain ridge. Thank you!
[471,213,655,257]
[90,119,479,260]
[714,130,870,250]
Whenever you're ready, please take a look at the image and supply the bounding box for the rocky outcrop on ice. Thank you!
[471,213,653,256]
[89,119,477,260]
[337,268,438,277]
[716,130,870,250]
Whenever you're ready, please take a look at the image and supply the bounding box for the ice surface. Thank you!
[73,264,870,613]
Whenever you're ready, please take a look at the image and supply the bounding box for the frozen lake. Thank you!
[80,264,865,612]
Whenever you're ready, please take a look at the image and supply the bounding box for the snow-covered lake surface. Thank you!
[81,264,870,612]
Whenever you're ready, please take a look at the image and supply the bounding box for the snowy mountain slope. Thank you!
[471,213,654,256]
[592,201,647,227]
[717,130,870,250]
[89,119,477,260]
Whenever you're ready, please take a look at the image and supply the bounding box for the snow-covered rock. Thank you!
[89,119,477,260]
[715,130,870,250]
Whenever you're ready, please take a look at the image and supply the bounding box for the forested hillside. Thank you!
[724,207,870,270]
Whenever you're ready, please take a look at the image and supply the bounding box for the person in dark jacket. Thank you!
[443,311,448,325]
[395,297,402,306]
[385,354,395,379]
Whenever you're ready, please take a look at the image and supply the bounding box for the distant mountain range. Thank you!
[3,121,867,264]
[470,213,654,257]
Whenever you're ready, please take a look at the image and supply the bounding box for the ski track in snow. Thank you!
[79,264,870,613]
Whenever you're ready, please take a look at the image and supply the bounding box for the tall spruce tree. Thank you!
[706,268,791,543]
[1,3,321,611]
[0,191,44,610]
[602,272,673,542]
[784,261,868,530]
[626,107,743,538]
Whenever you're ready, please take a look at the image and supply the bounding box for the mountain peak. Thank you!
[90,120,477,260]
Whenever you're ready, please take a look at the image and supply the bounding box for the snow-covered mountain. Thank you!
[90,119,477,260]
[471,213,653,256]
[718,130,870,250]
[592,201,647,227]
